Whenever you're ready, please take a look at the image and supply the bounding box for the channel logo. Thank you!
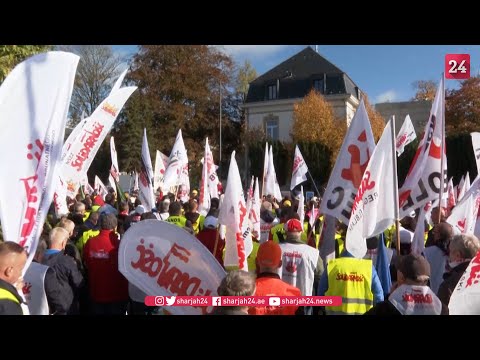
[269,297,280,306]
[212,297,222,306]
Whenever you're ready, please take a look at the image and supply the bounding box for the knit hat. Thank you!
[256,241,282,268]
[285,218,303,233]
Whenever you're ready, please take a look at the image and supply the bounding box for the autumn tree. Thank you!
[363,95,386,142]
[0,45,52,83]
[57,45,124,126]
[235,60,257,102]
[445,76,480,135]
[115,45,236,186]
[292,90,346,164]
[412,80,437,101]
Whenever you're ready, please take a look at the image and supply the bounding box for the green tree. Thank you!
[57,45,124,126]
[115,45,236,185]
[411,80,437,101]
[0,45,52,83]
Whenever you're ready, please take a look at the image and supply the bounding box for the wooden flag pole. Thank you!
[307,170,322,199]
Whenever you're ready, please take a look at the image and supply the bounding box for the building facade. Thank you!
[375,100,432,135]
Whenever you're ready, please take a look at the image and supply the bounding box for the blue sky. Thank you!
[112,45,480,104]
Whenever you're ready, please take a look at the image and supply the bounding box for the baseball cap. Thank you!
[203,215,218,229]
[135,205,145,215]
[397,254,430,281]
[256,241,282,268]
[285,218,303,233]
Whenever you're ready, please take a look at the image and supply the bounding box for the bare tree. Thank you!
[57,45,124,126]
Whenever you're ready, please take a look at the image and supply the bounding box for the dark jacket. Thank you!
[438,261,470,307]
[0,278,23,315]
[42,250,85,315]
[365,299,449,315]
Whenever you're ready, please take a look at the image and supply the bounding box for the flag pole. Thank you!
[438,75,446,224]
[390,115,401,254]
[213,224,220,260]
[307,170,322,198]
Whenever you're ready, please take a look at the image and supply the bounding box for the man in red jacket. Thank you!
[83,213,128,315]
[249,241,301,315]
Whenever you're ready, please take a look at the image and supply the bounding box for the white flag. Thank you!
[62,118,87,161]
[61,86,137,198]
[95,176,109,198]
[449,250,480,314]
[163,129,190,200]
[321,99,376,224]
[264,145,282,200]
[465,172,471,195]
[110,69,128,94]
[250,177,261,239]
[447,176,480,235]
[138,128,156,211]
[218,151,250,270]
[53,174,69,217]
[81,175,94,195]
[346,119,396,258]
[446,178,457,212]
[205,140,219,200]
[399,77,446,218]
[110,136,120,182]
[471,133,480,176]
[290,145,309,190]
[411,207,426,256]
[133,171,139,192]
[297,186,305,226]
[0,51,78,266]
[153,150,169,193]
[396,114,417,156]
[262,142,269,197]
[198,138,211,216]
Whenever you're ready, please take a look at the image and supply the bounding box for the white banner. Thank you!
[153,150,169,193]
[139,128,155,211]
[62,118,87,162]
[0,51,78,266]
[411,207,426,256]
[53,174,69,217]
[449,250,480,314]
[198,139,211,216]
[218,151,251,270]
[396,114,417,156]
[321,99,376,224]
[471,132,480,176]
[346,119,396,258]
[205,139,219,200]
[264,145,282,200]
[262,142,269,198]
[297,185,305,226]
[399,78,446,219]
[134,171,139,191]
[290,145,309,190]
[447,178,456,212]
[60,86,137,198]
[118,220,226,315]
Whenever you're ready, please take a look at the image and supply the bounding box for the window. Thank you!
[265,116,279,140]
[268,84,277,100]
[313,78,324,93]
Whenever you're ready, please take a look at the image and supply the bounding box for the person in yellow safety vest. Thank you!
[383,225,395,249]
[166,201,187,228]
[184,200,205,235]
[247,239,261,273]
[269,208,292,243]
[0,242,28,315]
[334,221,347,258]
[318,246,385,315]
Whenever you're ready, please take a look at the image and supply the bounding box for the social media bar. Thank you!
[144,296,342,307]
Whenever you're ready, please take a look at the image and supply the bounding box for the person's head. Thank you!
[100,213,118,231]
[169,201,182,216]
[284,218,303,242]
[34,238,48,263]
[217,270,256,312]
[431,206,446,225]
[57,218,75,238]
[135,205,145,216]
[203,215,218,229]
[400,211,417,232]
[83,197,93,209]
[87,211,100,225]
[74,201,86,215]
[210,198,220,210]
[0,242,28,285]
[397,254,431,286]
[160,200,170,213]
[448,234,480,266]
[105,193,115,206]
[256,241,282,274]
[261,201,273,213]
[49,227,70,250]
[188,199,198,213]
[120,201,129,213]
[191,189,198,198]
[433,221,453,247]
[141,212,157,221]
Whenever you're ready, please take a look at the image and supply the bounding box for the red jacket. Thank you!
[196,228,224,266]
[249,273,301,315]
[83,230,128,303]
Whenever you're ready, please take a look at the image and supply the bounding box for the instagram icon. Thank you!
[154,296,164,306]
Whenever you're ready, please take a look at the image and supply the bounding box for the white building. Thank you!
[243,47,363,142]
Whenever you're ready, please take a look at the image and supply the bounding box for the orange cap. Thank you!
[256,241,282,268]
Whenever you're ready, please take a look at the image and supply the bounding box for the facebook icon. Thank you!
[212,297,222,306]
